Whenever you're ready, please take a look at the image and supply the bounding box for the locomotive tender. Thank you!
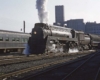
[0,30,30,53]
[30,23,100,54]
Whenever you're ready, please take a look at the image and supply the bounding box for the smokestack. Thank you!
[23,21,25,33]
[36,0,49,23]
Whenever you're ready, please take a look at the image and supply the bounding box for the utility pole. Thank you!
[23,21,25,33]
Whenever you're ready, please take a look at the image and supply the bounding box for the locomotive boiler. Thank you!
[29,23,100,54]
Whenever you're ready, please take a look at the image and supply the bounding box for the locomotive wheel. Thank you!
[47,43,57,53]
[45,49,49,54]
[69,42,76,49]
[78,46,84,51]
[68,42,79,53]
[63,44,69,53]
[88,44,92,49]
[69,42,72,49]
[56,43,63,53]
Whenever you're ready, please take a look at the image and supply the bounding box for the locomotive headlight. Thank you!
[34,31,37,34]
[50,41,54,43]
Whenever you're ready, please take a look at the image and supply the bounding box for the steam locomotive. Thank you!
[29,23,100,54]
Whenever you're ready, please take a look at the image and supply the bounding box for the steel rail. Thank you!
[0,50,96,80]
[0,59,68,80]
[62,51,99,80]
[0,54,58,66]
[0,50,93,66]
[17,52,94,80]
[94,67,100,80]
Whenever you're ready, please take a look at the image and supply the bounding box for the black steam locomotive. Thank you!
[29,23,100,54]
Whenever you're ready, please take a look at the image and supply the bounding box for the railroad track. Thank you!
[0,55,41,66]
[0,58,75,80]
[95,67,100,80]
[16,51,100,80]
[62,51,100,80]
[0,50,95,66]
[0,50,96,80]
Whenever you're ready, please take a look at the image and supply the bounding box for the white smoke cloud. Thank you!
[36,0,49,23]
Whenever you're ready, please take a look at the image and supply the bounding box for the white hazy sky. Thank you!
[0,0,100,32]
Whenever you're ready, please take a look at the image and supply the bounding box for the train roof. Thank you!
[0,29,29,34]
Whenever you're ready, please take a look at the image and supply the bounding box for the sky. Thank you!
[0,0,100,32]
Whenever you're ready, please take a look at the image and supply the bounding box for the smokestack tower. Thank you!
[55,5,64,23]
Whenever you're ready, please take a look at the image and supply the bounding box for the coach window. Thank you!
[25,38,28,42]
[5,37,9,41]
[0,37,3,41]
[22,38,25,42]
[12,38,15,41]
[16,38,20,41]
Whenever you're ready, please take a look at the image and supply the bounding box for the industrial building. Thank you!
[54,5,100,35]
[85,22,100,35]
[64,19,85,32]
[54,5,65,26]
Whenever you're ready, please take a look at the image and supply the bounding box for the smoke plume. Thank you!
[36,0,49,23]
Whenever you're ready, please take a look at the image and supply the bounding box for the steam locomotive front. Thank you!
[30,23,48,54]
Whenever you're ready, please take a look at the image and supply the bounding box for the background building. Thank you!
[64,19,85,32]
[85,22,100,35]
[54,5,100,35]
[54,5,64,26]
